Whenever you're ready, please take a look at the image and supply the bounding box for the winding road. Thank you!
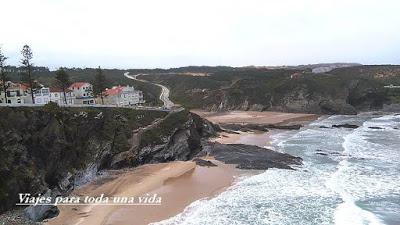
[124,72,175,109]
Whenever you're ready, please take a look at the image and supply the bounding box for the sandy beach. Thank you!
[191,110,318,125]
[46,110,318,225]
[46,160,238,225]
[200,110,318,148]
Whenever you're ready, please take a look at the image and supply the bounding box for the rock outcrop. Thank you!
[0,105,166,214]
[0,105,217,216]
[203,143,302,170]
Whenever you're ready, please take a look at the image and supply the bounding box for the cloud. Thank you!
[1,0,400,68]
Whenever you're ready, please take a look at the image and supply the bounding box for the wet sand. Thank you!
[207,110,318,148]
[46,161,237,225]
[191,110,318,125]
[213,129,285,148]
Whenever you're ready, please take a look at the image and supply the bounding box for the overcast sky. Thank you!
[1,0,400,69]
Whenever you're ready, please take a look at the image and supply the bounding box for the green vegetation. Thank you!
[93,67,107,104]
[140,110,189,147]
[0,47,8,103]
[54,68,71,105]
[0,105,167,212]
[139,66,399,113]
[20,45,35,103]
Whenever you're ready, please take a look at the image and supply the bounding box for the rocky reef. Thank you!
[203,143,302,170]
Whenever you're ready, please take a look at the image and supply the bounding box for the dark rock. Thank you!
[332,124,359,129]
[394,127,399,130]
[219,123,270,132]
[319,100,357,115]
[368,127,384,130]
[316,152,328,156]
[319,126,330,129]
[193,158,217,167]
[206,143,302,170]
[264,124,302,130]
[110,150,135,169]
[24,205,59,222]
[239,127,252,132]
[23,190,59,222]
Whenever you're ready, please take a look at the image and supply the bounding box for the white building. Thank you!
[102,85,144,106]
[34,87,50,105]
[49,87,75,105]
[69,82,95,105]
[0,82,28,104]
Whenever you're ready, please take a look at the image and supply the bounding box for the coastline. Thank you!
[45,161,239,225]
[45,110,318,225]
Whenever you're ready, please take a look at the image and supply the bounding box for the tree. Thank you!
[54,68,71,105]
[93,66,107,104]
[0,47,9,104]
[20,45,35,104]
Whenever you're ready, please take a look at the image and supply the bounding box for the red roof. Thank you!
[69,82,90,89]
[19,83,30,91]
[104,86,123,96]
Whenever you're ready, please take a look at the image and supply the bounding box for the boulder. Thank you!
[206,143,302,170]
[110,150,135,169]
[23,190,59,222]
[319,100,357,115]
[368,127,384,130]
[193,158,217,167]
[24,205,59,222]
[316,152,328,156]
[332,124,359,129]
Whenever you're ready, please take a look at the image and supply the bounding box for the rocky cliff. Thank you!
[141,65,398,115]
[0,104,216,214]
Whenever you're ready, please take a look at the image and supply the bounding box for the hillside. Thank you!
[0,105,216,213]
[138,65,400,114]
[6,64,400,114]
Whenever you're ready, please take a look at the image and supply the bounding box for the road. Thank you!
[124,72,175,109]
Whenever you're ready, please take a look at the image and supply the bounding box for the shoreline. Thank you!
[45,110,318,225]
[45,160,240,225]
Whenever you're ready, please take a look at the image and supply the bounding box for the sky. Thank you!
[1,0,400,69]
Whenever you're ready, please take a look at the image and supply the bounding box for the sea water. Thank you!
[153,113,400,225]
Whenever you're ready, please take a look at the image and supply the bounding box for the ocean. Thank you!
[152,113,400,225]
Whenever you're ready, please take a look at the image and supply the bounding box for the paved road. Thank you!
[124,72,175,109]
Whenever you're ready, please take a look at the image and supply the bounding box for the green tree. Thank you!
[20,45,35,104]
[93,66,107,104]
[0,47,9,104]
[54,68,71,105]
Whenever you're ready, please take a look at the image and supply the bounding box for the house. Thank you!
[290,72,303,79]
[0,81,28,104]
[69,82,95,105]
[49,87,75,105]
[33,87,50,105]
[102,85,144,106]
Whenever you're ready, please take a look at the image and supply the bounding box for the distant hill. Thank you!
[137,65,400,114]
